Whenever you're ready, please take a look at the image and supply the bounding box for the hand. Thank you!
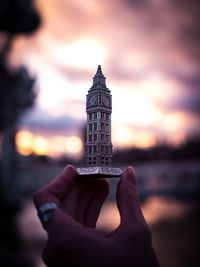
[34,165,159,267]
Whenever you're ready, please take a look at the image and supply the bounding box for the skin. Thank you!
[34,165,159,267]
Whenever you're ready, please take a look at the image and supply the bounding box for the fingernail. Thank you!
[67,164,75,171]
[62,165,76,177]
[125,167,135,184]
[67,165,76,174]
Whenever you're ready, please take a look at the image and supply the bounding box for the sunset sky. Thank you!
[9,0,200,158]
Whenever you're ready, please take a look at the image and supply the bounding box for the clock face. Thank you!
[103,95,110,107]
[88,94,97,106]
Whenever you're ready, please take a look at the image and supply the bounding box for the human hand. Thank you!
[34,165,159,267]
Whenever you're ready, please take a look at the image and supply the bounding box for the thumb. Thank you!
[116,166,145,227]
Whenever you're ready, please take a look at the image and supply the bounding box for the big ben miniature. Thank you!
[77,65,122,178]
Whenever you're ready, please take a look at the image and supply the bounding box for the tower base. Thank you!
[76,166,123,178]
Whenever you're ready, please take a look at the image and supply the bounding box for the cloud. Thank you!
[53,64,92,83]
[160,89,200,116]
[19,107,84,131]
[169,71,200,91]
[10,0,200,147]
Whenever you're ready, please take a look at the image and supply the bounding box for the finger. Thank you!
[78,179,109,228]
[116,167,145,227]
[84,179,109,228]
[33,165,76,209]
[62,178,91,219]
[75,179,101,225]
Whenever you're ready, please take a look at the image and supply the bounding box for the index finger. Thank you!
[33,165,76,209]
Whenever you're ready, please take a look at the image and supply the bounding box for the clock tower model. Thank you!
[77,65,122,178]
[85,65,112,167]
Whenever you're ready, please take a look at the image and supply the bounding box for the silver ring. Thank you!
[38,203,60,226]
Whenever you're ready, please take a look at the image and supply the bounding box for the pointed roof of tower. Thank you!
[89,65,110,92]
[94,65,105,77]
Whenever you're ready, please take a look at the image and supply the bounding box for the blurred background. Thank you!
[0,0,200,266]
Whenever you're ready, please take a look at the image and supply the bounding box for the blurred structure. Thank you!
[0,0,40,266]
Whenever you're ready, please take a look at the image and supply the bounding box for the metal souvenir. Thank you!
[77,65,122,178]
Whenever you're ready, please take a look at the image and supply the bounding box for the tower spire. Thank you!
[93,65,106,86]
[95,65,104,77]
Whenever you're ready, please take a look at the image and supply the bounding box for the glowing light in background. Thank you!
[66,136,82,154]
[48,135,68,157]
[16,131,34,156]
[112,125,156,148]
[162,112,186,132]
[16,131,48,156]
[52,39,105,69]
[112,125,134,147]
[112,87,161,127]
[33,136,48,155]
[135,131,156,148]
[37,66,73,110]
[15,131,83,158]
